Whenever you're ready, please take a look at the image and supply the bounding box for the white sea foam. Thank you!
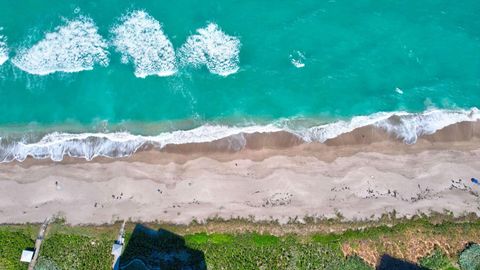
[0,125,281,162]
[291,59,305,68]
[0,31,8,65]
[290,51,305,68]
[179,23,240,76]
[374,108,480,144]
[293,108,480,144]
[12,17,109,75]
[0,108,478,162]
[111,10,176,78]
[290,112,396,143]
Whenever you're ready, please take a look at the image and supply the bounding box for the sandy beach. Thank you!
[1,121,480,225]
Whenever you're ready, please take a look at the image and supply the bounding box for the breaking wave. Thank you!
[179,23,240,76]
[0,125,281,162]
[290,51,305,68]
[4,15,241,76]
[12,17,109,75]
[0,30,7,65]
[0,108,478,162]
[111,10,177,78]
[296,108,480,144]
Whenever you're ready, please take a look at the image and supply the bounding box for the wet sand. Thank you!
[1,121,480,225]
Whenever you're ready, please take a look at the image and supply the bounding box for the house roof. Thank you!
[20,250,34,263]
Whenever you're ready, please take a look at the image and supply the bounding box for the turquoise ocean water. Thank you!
[0,0,479,161]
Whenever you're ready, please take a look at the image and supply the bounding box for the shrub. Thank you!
[418,248,458,270]
[0,229,34,270]
[34,257,60,270]
[40,233,112,270]
[343,255,372,270]
[459,244,480,270]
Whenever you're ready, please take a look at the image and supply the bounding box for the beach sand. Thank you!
[1,121,480,225]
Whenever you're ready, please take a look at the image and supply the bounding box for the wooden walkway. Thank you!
[28,218,50,270]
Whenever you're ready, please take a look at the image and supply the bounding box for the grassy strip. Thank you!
[0,225,36,270]
[0,217,479,269]
[337,219,480,267]
[184,233,371,269]
[38,222,118,270]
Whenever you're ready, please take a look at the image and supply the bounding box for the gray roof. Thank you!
[20,250,34,263]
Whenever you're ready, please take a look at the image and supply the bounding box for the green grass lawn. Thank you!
[1,217,479,270]
[185,233,371,269]
[37,223,118,270]
[0,225,36,270]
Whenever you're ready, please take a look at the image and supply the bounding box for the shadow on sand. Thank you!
[117,224,206,270]
[377,254,427,270]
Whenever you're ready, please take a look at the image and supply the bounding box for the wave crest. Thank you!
[12,17,109,75]
[179,23,240,76]
[111,10,177,78]
[0,30,8,65]
[0,108,478,162]
[295,108,480,144]
[0,125,281,162]
[375,109,480,144]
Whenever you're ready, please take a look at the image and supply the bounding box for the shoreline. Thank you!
[1,109,479,163]
[1,120,480,225]
[7,119,480,167]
